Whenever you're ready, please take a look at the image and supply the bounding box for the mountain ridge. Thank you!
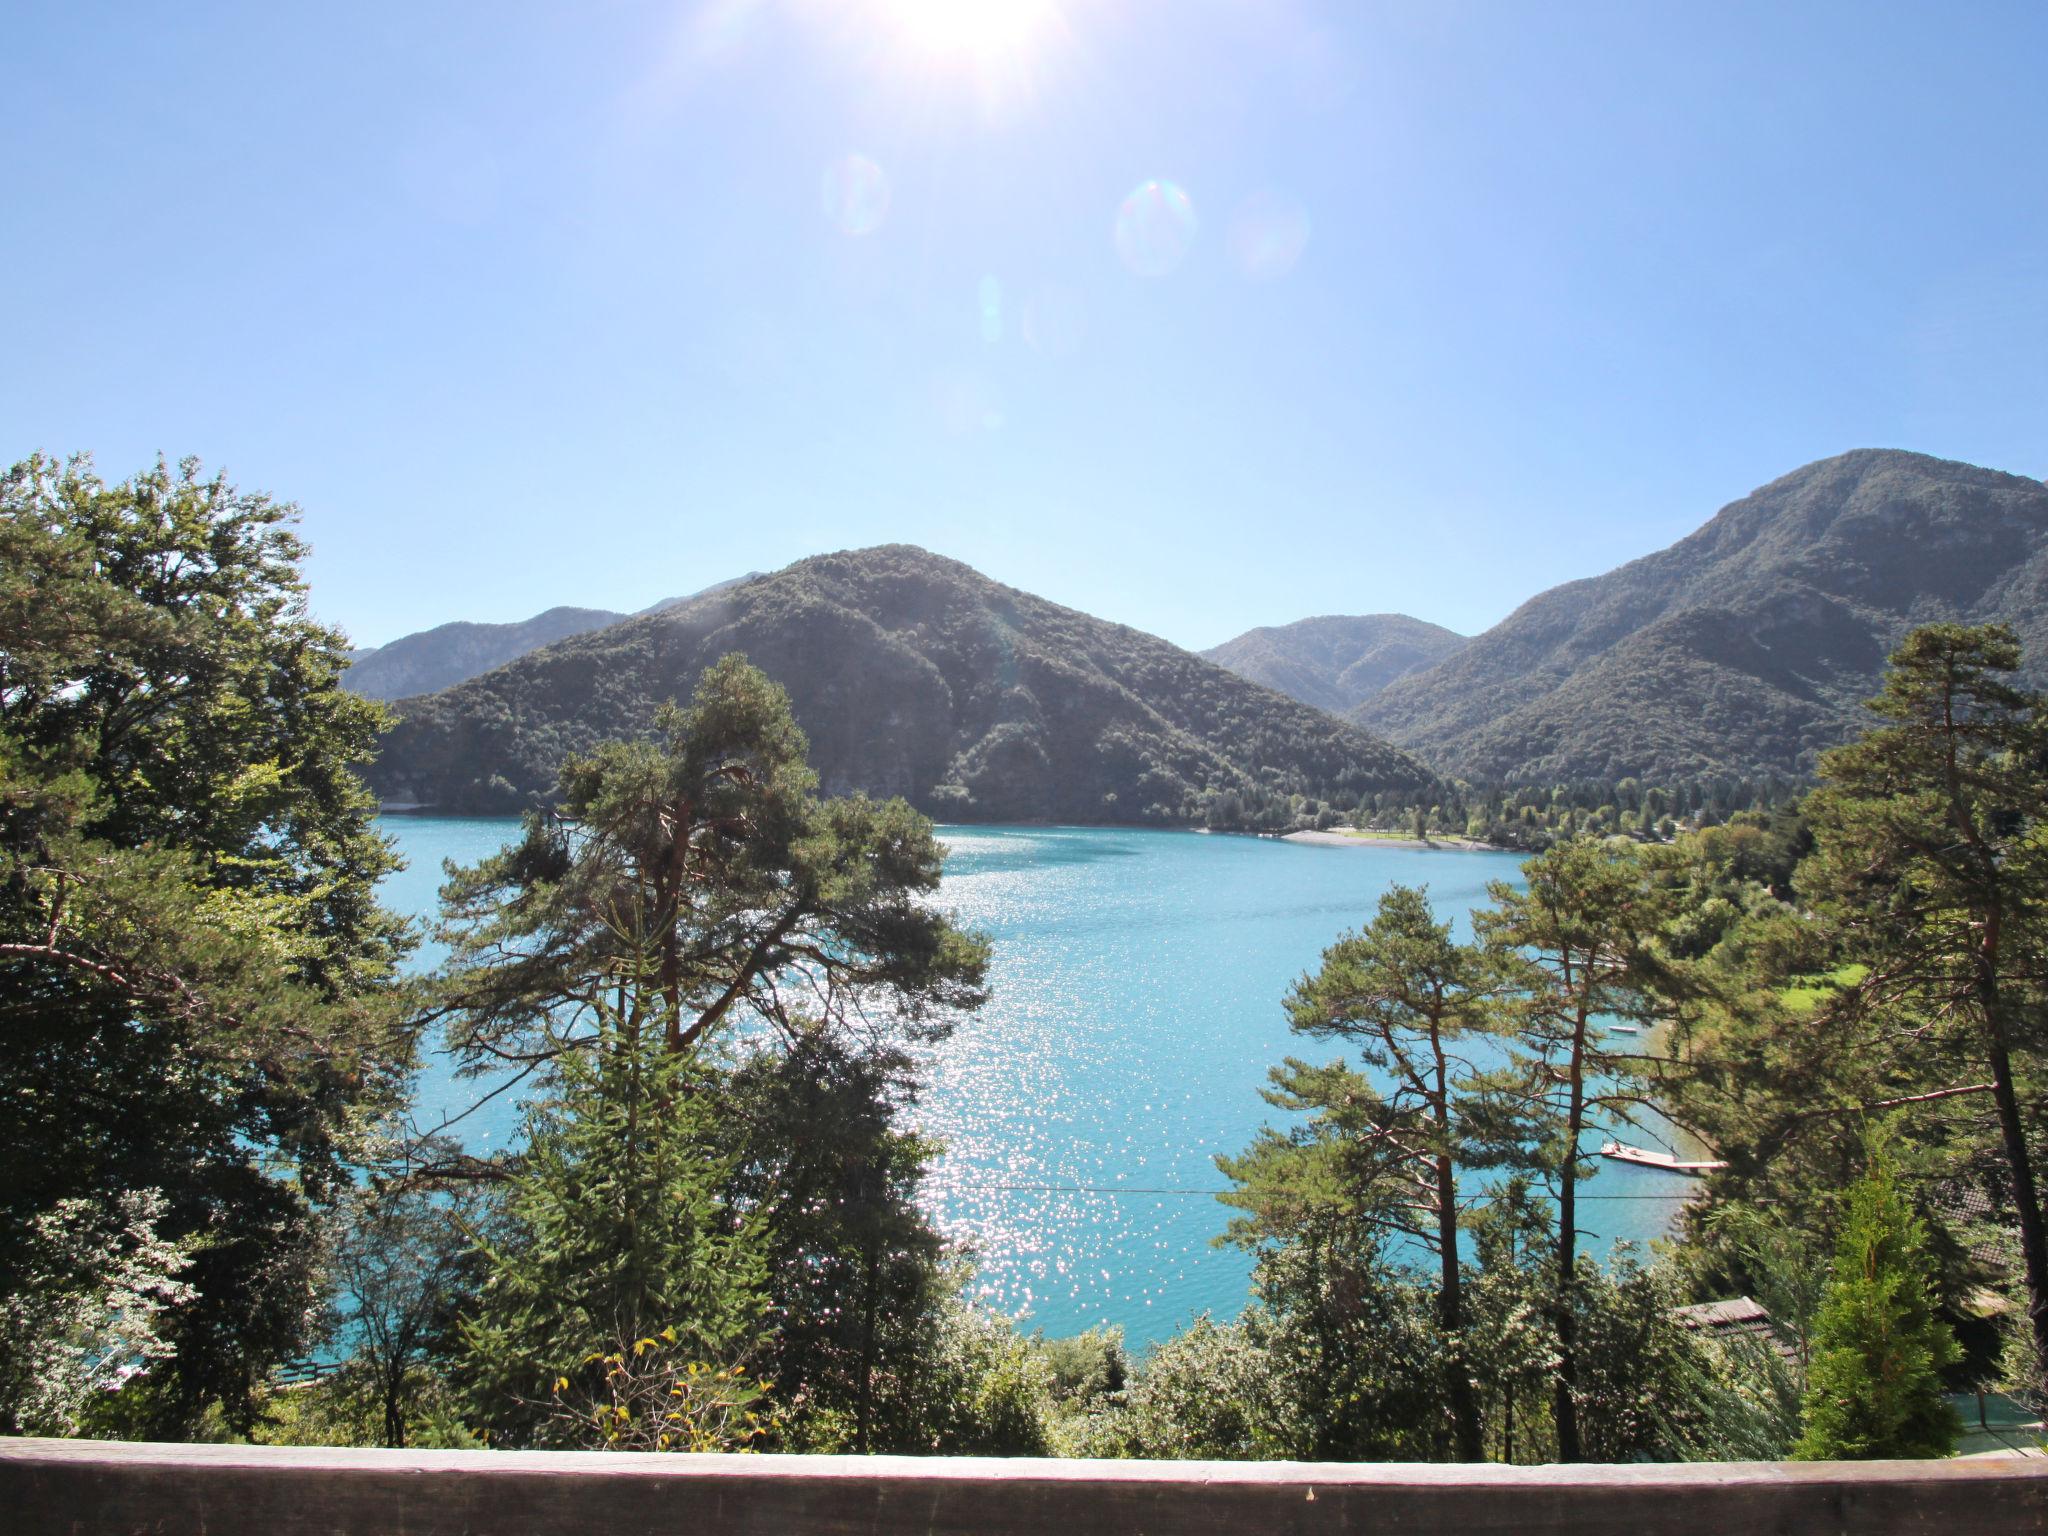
[344,605,628,702]
[368,545,1436,822]
[1355,449,2048,782]
[344,576,760,701]
[1201,614,1467,714]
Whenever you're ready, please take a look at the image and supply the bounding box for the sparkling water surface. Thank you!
[382,818,1691,1348]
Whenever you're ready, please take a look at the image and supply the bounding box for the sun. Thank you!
[878,0,1063,63]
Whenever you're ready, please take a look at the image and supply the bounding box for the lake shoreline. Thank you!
[1280,829,1510,854]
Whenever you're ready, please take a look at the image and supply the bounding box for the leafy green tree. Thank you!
[328,1182,487,1447]
[0,453,410,1434]
[1569,1246,1789,1463]
[1801,624,2048,1398]
[1203,1223,1447,1461]
[1463,1177,1556,1463]
[0,1190,196,1436]
[1793,1140,1961,1460]
[1100,1315,1274,1460]
[1225,884,1509,1459]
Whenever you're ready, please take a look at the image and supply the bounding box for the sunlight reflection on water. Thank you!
[386,819,1691,1346]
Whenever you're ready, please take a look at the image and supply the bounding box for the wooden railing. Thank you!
[3,1437,2044,1535]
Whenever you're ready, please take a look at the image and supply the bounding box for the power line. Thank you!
[935,1183,1693,1200]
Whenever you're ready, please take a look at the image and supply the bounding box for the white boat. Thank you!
[1599,1139,1726,1174]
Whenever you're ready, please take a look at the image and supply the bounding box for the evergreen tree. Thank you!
[433,658,991,1446]
[458,1016,768,1448]
[1793,1141,1961,1460]
[1801,623,2048,1399]
[1222,884,1509,1459]
[721,1035,956,1452]
[1473,838,1678,1461]
[432,653,989,1074]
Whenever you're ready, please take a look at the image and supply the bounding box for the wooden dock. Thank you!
[1599,1139,1727,1173]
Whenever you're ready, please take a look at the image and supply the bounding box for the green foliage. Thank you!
[1097,1316,1273,1459]
[0,452,411,1436]
[550,1334,778,1453]
[1571,1248,1793,1463]
[719,1036,958,1453]
[0,1190,196,1436]
[1799,623,2048,1400]
[432,653,989,1073]
[1474,837,1684,1460]
[456,1024,768,1447]
[431,661,1002,1453]
[1794,1141,1961,1460]
[1354,775,1804,852]
[251,1370,480,1450]
[908,1301,1057,1456]
[1222,883,1512,1458]
[1238,1237,1451,1460]
[371,544,1435,825]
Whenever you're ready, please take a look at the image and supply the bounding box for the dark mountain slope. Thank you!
[1202,614,1467,713]
[345,606,626,701]
[369,545,1435,820]
[1357,450,2048,782]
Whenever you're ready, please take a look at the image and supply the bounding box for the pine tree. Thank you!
[1472,838,1679,1461]
[1802,623,2048,1401]
[1221,884,1511,1460]
[1793,1140,1960,1460]
[458,1010,769,1448]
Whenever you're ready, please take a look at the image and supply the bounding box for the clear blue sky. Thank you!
[7,1,2046,650]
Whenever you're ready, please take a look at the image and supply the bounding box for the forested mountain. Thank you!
[344,606,627,701]
[1356,450,2048,782]
[1201,614,1467,713]
[368,545,1435,821]
[344,576,760,701]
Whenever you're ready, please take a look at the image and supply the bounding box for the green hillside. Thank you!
[369,545,1436,822]
[1356,450,2048,781]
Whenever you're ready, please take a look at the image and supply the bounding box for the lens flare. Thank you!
[1114,180,1196,277]
[1227,190,1311,280]
[820,152,891,237]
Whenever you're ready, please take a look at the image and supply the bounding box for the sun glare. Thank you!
[879,0,1062,64]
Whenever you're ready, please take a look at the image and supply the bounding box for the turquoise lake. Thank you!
[381,818,1693,1348]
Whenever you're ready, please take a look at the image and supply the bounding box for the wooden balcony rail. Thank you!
[3,1437,2045,1535]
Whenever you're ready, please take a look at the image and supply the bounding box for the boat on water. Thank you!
[1598,1139,1727,1174]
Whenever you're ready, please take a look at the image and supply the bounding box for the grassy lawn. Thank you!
[1778,963,1869,1014]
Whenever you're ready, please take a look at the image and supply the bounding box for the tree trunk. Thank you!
[1981,1003,2048,1400]
[1437,1151,1483,1461]
[1553,1013,1588,1463]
